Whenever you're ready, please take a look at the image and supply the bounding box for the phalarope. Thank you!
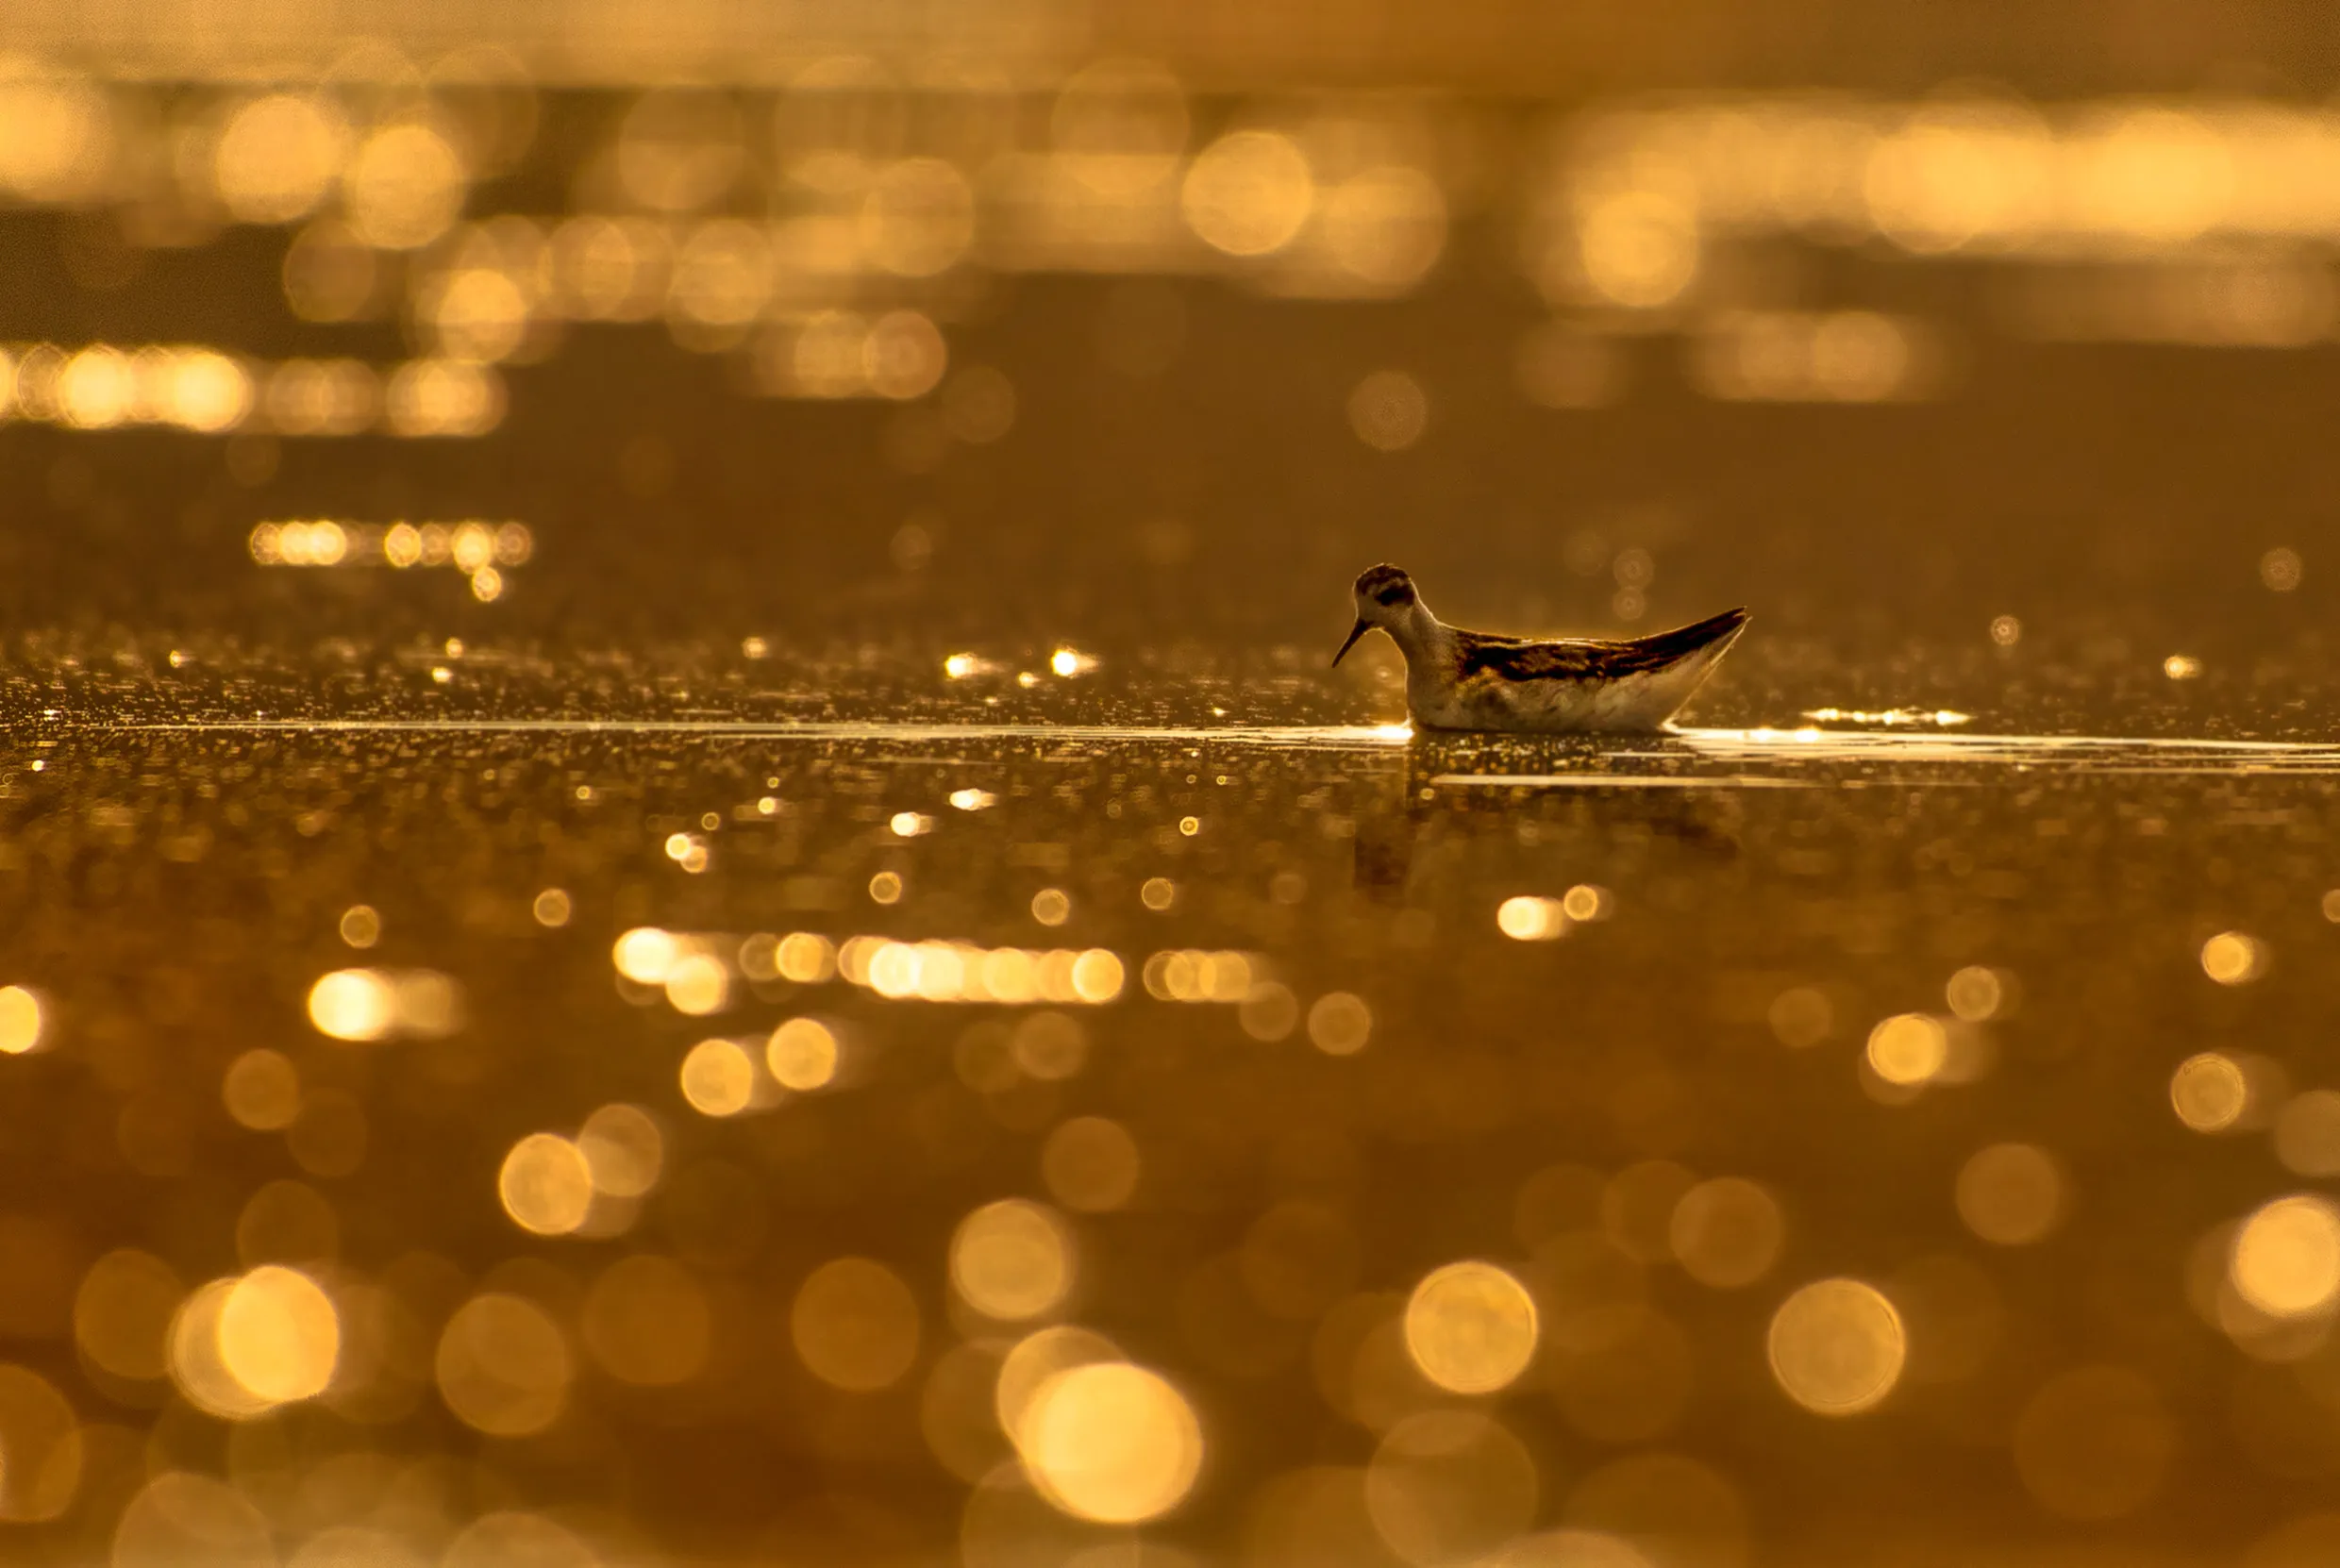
[1331,564,1749,734]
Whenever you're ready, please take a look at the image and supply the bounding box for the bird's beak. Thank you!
[1330,618,1370,668]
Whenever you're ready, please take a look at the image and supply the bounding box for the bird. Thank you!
[1331,563,1749,733]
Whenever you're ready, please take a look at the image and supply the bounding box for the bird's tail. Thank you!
[1637,607,1750,669]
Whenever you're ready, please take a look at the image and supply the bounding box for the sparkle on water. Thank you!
[9,672,2340,1561]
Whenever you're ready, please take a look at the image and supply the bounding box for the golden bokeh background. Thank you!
[8,3,2340,1565]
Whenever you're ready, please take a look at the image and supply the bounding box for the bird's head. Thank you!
[1332,563,1418,666]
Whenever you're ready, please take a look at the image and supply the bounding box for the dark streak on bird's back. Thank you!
[1455,608,1749,685]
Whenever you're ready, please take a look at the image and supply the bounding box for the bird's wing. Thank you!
[1455,609,1749,683]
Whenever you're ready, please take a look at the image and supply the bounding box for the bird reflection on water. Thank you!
[1348,736,1751,903]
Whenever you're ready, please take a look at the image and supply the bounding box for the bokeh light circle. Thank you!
[1766,1278,1906,1414]
[0,1363,81,1521]
[1181,130,1314,257]
[1017,1361,1203,1524]
[791,1257,922,1391]
[498,1133,594,1236]
[435,1292,572,1437]
[1402,1260,1539,1394]
[217,1264,340,1403]
[2231,1194,2340,1318]
[949,1199,1074,1321]
[2171,1051,2249,1132]
[2011,1365,2177,1520]
[1668,1177,1785,1288]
